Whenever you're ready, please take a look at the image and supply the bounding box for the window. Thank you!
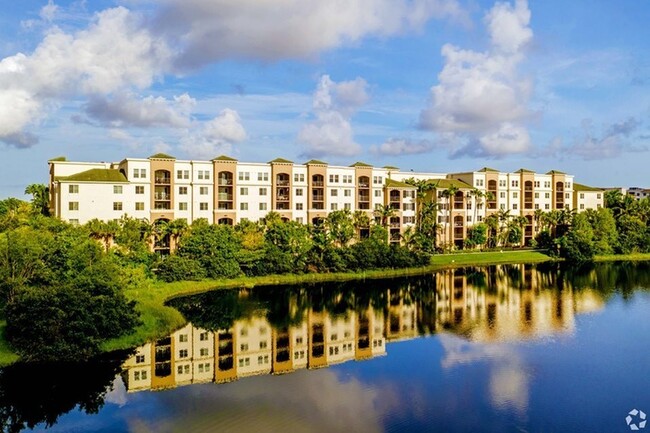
[258,172,269,182]
[197,170,211,180]
[534,192,539,198]
[259,203,267,211]
[69,185,79,194]
[295,188,303,196]
[113,185,123,194]
[403,203,415,211]
[344,189,351,197]
[343,175,353,184]
[133,169,140,179]
[513,204,518,210]
[545,204,550,210]
[68,219,79,224]
[565,193,570,199]
[240,328,248,336]
[200,202,208,211]
[238,172,250,181]
[179,349,188,358]
[136,202,145,211]
[259,187,267,196]
[403,191,415,199]
[260,341,267,349]
[344,203,351,210]
[294,173,305,182]
[199,332,208,341]
[580,193,585,199]
[513,192,518,198]
[200,348,209,356]
[177,170,189,180]
[329,174,339,183]
[535,204,539,209]
[296,203,303,210]
[179,202,188,211]
[136,355,145,363]
[567,182,571,189]
[545,192,550,199]
[499,180,507,187]
[133,185,144,194]
[331,203,338,210]
[331,189,338,197]
[500,204,506,210]
[403,216,414,224]
[240,187,248,195]
[133,168,146,178]
[374,190,381,197]
[476,179,484,187]
[580,204,585,210]
[373,176,383,184]
[534,181,540,187]
[296,217,303,223]
[240,202,248,210]
[511,180,519,187]
[179,334,188,342]
[544,181,551,188]
[113,202,123,211]
[240,343,249,352]
[200,187,208,195]
[296,337,303,345]
[500,192,506,198]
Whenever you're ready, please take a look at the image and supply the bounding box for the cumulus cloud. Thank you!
[0,6,171,147]
[180,108,247,159]
[538,117,646,160]
[420,0,534,158]
[80,92,196,128]
[298,75,368,157]
[152,0,469,70]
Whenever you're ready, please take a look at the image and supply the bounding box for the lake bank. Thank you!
[4,250,650,364]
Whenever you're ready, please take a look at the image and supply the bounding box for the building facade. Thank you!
[48,154,604,248]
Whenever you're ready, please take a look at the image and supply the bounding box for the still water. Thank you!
[3,262,650,433]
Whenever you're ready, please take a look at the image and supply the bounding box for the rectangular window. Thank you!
[373,176,383,184]
[331,203,338,210]
[136,355,145,363]
[179,349,188,358]
[545,203,550,210]
[534,181,540,187]
[200,202,208,211]
[179,186,187,195]
[566,193,570,199]
[545,192,550,199]
[545,181,551,188]
[344,189,351,197]
[184,170,189,179]
[240,202,248,210]
[240,187,248,195]
[535,204,539,209]
[179,334,188,342]
[403,216,415,224]
[329,174,339,183]
[513,203,518,210]
[200,348,209,356]
[177,170,182,179]
[295,188,303,196]
[114,185,123,194]
[136,202,145,211]
[258,172,269,182]
[344,203,351,210]
[240,343,249,352]
[136,185,145,194]
[259,203,267,211]
[259,187,267,196]
[200,187,208,195]
[238,172,250,181]
[296,217,303,223]
[133,169,140,179]
[499,180,507,187]
[296,203,303,210]
[512,180,519,187]
[374,190,381,197]
[140,168,147,178]
[597,193,602,199]
[113,202,123,211]
[68,219,79,224]
[580,193,585,199]
[179,202,188,211]
[500,192,506,198]
[534,192,539,198]
[260,341,268,349]
[69,185,79,194]
[199,332,209,341]
[331,189,338,197]
[513,192,518,198]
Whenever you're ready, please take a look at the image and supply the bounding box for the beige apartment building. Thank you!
[49,154,604,249]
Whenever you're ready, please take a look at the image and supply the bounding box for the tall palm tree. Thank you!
[440,185,459,248]
[168,219,189,251]
[469,188,484,227]
[352,210,371,241]
[24,183,50,216]
[373,204,396,244]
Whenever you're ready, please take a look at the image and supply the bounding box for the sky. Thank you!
[1,0,649,198]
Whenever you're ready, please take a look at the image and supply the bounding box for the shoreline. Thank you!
[4,251,650,365]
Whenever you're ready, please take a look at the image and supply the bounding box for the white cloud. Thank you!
[372,137,434,155]
[152,0,469,69]
[0,6,171,147]
[297,75,368,157]
[81,92,195,128]
[180,108,247,159]
[420,0,533,158]
[40,0,59,22]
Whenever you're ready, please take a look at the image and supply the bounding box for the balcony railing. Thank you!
[358,194,370,202]
[277,180,290,186]
[218,193,233,201]
[312,195,324,202]
[358,203,370,210]
[154,193,170,200]
[218,203,233,210]
[154,203,171,210]
[276,195,290,202]
[154,178,171,185]
[218,179,233,185]
[453,201,464,209]
[390,222,400,228]
[312,181,324,187]
[358,183,369,188]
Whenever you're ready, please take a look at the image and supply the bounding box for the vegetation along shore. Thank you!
[0,187,649,364]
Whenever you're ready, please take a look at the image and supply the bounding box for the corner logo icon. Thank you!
[626,409,647,431]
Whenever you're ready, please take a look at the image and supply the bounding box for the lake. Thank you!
[3,262,650,432]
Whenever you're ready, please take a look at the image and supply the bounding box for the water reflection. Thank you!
[123,263,607,393]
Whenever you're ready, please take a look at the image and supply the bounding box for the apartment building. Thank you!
[48,154,603,248]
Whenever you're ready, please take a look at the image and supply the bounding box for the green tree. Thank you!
[326,210,355,247]
[24,184,50,216]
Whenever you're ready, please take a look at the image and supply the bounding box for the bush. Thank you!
[156,255,206,282]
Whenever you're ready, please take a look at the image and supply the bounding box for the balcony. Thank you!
[218,178,233,186]
[313,203,324,210]
[453,201,464,210]
[312,181,324,187]
[218,193,233,201]
[277,180,290,186]
[276,203,290,210]
[154,177,171,185]
[454,229,464,238]
[276,195,290,202]
[390,222,401,228]
[154,193,170,201]
[358,182,370,188]
[358,194,370,202]
[312,195,324,202]
[358,202,370,210]
[154,202,171,210]
[218,203,233,210]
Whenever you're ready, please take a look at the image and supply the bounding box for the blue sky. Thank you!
[1,0,649,198]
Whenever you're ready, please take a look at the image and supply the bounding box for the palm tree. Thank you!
[168,219,189,251]
[469,188,484,228]
[496,208,511,246]
[373,204,396,244]
[352,210,371,241]
[440,185,459,248]
[24,184,50,216]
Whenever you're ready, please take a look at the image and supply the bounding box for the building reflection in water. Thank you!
[122,264,605,393]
